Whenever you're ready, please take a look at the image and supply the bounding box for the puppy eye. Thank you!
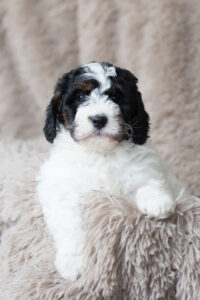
[77,94,84,101]
[112,95,122,104]
[107,93,120,103]
[105,87,123,104]
[112,96,118,102]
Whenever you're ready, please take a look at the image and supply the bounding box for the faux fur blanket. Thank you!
[0,139,200,299]
[0,0,200,299]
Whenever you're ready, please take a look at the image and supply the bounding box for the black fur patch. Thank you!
[43,62,150,145]
[105,67,149,144]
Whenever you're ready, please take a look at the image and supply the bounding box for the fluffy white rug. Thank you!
[0,138,200,299]
[0,0,200,298]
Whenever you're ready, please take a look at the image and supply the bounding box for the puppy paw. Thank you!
[55,254,84,281]
[136,186,175,219]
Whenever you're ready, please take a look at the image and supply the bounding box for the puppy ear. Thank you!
[43,91,62,143]
[132,91,150,145]
[43,72,72,143]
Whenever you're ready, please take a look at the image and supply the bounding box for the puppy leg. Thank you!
[54,217,85,280]
[55,250,84,281]
[135,180,175,219]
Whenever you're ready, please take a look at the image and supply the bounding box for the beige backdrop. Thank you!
[0,0,200,194]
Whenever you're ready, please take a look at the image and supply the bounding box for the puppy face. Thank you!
[44,62,149,151]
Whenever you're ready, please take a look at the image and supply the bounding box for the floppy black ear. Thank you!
[43,91,62,143]
[43,71,72,143]
[131,91,150,145]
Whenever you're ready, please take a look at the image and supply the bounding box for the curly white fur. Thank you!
[37,128,187,280]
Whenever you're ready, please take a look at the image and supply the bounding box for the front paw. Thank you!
[136,187,175,219]
[55,254,84,281]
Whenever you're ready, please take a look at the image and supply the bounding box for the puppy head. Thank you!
[44,62,149,152]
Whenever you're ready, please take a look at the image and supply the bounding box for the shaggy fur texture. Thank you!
[0,0,200,299]
[0,139,200,299]
[37,61,185,282]
[37,128,179,280]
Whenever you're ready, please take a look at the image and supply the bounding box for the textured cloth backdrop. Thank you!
[0,0,200,193]
[0,0,200,299]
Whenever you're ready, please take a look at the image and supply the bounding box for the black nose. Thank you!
[89,114,108,129]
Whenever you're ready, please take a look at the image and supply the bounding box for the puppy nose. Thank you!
[88,114,108,129]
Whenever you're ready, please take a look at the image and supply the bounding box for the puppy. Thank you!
[37,61,186,280]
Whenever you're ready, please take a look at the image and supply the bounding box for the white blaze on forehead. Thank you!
[80,89,120,116]
[82,62,116,93]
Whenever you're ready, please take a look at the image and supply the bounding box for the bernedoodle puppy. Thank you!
[37,61,186,281]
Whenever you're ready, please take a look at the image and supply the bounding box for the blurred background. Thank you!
[0,0,199,194]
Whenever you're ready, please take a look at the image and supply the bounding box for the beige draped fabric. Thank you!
[0,0,200,194]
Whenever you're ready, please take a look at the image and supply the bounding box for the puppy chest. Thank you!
[65,157,136,197]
